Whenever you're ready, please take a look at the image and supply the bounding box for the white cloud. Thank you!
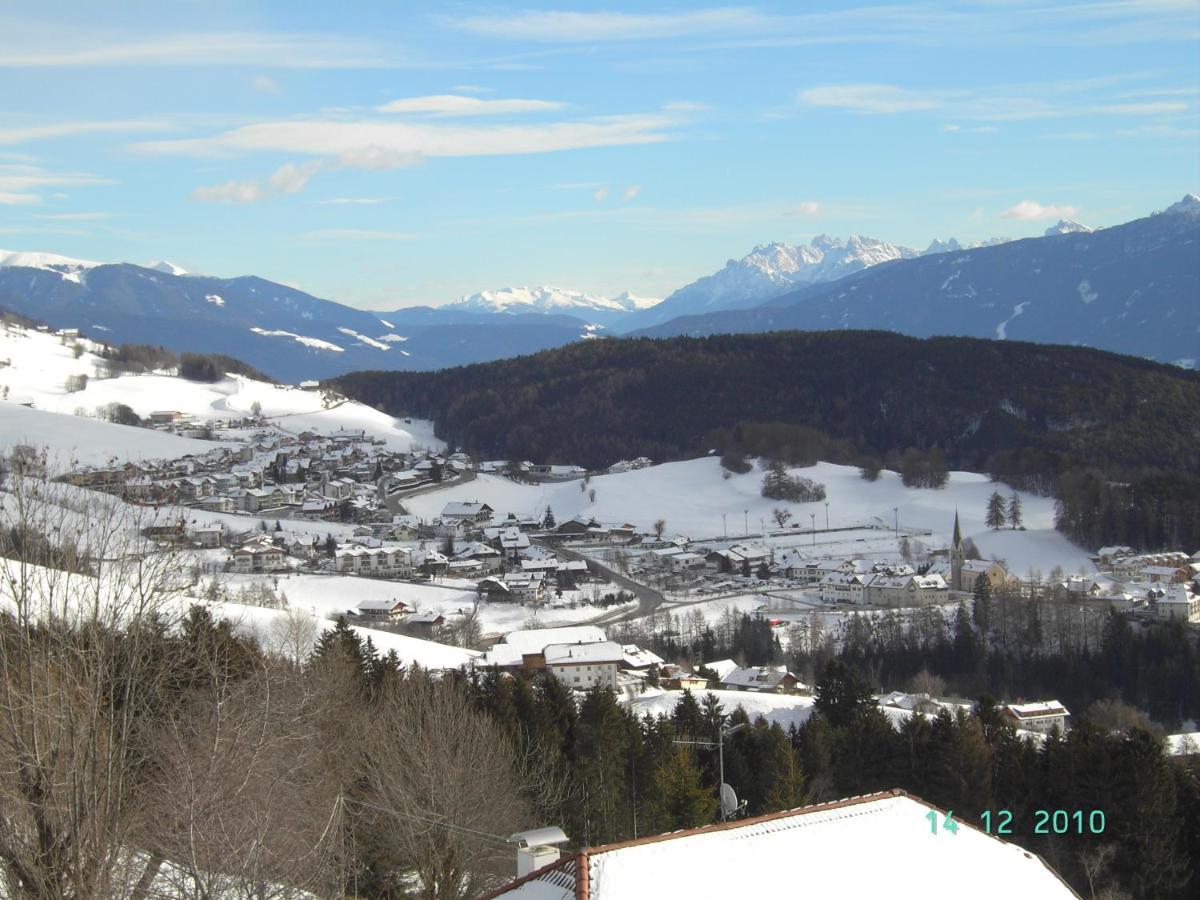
[663,101,709,112]
[131,114,675,165]
[452,84,494,95]
[0,192,39,205]
[449,8,771,41]
[999,200,1080,221]
[0,119,167,145]
[620,184,641,202]
[0,164,112,197]
[268,160,322,194]
[1090,101,1188,115]
[190,179,265,204]
[0,31,397,68]
[377,95,566,116]
[593,186,610,202]
[192,160,324,203]
[940,123,961,132]
[798,84,942,114]
[253,75,282,94]
[787,201,821,215]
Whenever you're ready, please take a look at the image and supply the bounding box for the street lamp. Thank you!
[810,512,816,547]
[722,513,727,538]
[893,506,899,537]
[824,501,830,530]
[743,509,748,535]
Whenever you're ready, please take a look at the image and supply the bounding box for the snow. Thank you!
[146,260,189,276]
[336,326,391,351]
[403,458,1093,575]
[0,402,223,465]
[205,293,225,307]
[627,688,815,729]
[995,301,1029,339]
[446,285,660,316]
[378,333,408,342]
[1077,280,1099,304]
[0,325,441,453]
[565,793,1076,899]
[0,247,100,274]
[249,327,344,352]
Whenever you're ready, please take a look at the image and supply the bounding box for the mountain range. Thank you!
[630,195,1200,367]
[0,195,1194,379]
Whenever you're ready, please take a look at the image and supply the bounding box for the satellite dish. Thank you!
[720,783,739,819]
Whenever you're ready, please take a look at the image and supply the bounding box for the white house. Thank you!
[1001,701,1070,735]
[538,641,623,690]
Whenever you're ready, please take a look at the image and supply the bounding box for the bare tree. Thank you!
[0,456,185,898]
[354,677,532,899]
[266,607,321,664]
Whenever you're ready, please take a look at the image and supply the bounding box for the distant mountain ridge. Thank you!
[624,232,1010,330]
[445,285,659,325]
[630,196,1200,366]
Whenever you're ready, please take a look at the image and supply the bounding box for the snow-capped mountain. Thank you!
[1044,220,1092,236]
[145,260,190,276]
[626,235,933,331]
[0,257,605,381]
[632,195,1200,367]
[444,285,659,326]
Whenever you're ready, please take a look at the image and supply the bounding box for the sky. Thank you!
[1,1,1197,310]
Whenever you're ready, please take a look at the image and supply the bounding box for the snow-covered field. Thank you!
[0,323,440,452]
[404,458,1094,575]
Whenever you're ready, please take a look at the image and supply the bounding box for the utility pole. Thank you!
[824,501,830,530]
[893,506,899,538]
[810,512,816,547]
[722,513,727,538]
[743,509,748,535]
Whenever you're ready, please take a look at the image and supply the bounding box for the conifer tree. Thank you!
[1008,491,1023,529]
[644,746,717,834]
[986,491,1007,529]
[542,506,556,529]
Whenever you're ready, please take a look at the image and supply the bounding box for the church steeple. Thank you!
[950,510,965,592]
[952,510,962,551]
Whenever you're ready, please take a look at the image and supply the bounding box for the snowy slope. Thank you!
[628,688,815,729]
[0,323,442,453]
[402,458,1094,575]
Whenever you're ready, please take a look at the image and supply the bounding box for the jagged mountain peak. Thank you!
[1044,220,1092,236]
[145,260,190,276]
[1163,193,1200,217]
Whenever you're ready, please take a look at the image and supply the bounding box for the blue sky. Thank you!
[1,1,1197,309]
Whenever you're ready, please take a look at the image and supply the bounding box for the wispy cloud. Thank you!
[253,75,283,95]
[303,228,421,241]
[377,94,566,116]
[0,30,399,68]
[191,160,321,203]
[450,8,771,41]
[0,192,39,205]
[133,113,678,195]
[787,201,821,215]
[593,186,610,202]
[799,84,940,114]
[620,184,641,202]
[35,212,111,221]
[446,3,1200,47]
[0,119,168,145]
[0,163,113,206]
[999,200,1079,221]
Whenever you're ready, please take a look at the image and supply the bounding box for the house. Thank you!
[483,626,609,669]
[231,544,287,574]
[720,665,806,694]
[1155,586,1199,622]
[818,572,871,605]
[355,598,409,621]
[960,559,1012,592]
[405,610,445,636]
[188,523,224,548]
[148,410,186,425]
[440,501,494,523]
[532,641,623,690]
[867,573,948,608]
[482,790,1078,900]
[498,527,531,562]
[621,645,664,671]
[1001,701,1070,735]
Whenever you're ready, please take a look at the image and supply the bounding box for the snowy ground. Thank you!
[228,571,627,634]
[627,688,816,730]
[0,323,440,452]
[404,458,1094,575]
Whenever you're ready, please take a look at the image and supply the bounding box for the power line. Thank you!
[342,796,512,847]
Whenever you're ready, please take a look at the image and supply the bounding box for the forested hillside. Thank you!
[331,331,1200,549]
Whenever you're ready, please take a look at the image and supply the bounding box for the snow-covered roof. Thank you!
[701,658,738,680]
[543,641,623,665]
[1004,701,1069,719]
[484,791,1077,899]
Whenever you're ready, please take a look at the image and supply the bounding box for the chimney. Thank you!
[509,826,569,877]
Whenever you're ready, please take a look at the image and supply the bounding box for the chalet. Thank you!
[621,645,664,671]
[440,501,494,523]
[498,527,531,562]
[1156,586,1199,622]
[663,671,710,691]
[720,665,806,694]
[960,559,1012,592]
[188,523,224,548]
[405,610,445,636]
[149,410,186,425]
[537,641,623,690]
[555,516,596,538]
[819,572,871,605]
[231,544,287,574]
[483,791,1078,899]
[1001,701,1070,735]
[355,598,409,621]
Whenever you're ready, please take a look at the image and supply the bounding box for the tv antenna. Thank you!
[674,721,748,821]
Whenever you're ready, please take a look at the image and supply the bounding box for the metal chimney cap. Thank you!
[509,826,569,849]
